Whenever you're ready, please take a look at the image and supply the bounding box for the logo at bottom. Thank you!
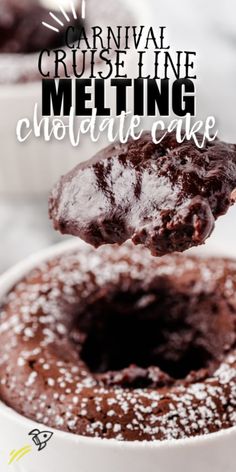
[29,429,53,451]
[8,445,32,465]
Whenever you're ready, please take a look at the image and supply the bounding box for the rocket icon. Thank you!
[29,429,53,451]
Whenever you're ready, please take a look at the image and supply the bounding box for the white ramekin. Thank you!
[0,0,150,197]
[0,238,236,472]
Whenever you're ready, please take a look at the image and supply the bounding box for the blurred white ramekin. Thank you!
[0,0,149,197]
[0,238,236,472]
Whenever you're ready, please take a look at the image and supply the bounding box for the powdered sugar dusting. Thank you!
[0,242,236,441]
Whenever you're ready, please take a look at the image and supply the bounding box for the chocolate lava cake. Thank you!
[0,0,132,84]
[1,242,236,441]
[50,132,236,256]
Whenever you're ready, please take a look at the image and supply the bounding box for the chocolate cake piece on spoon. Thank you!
[49,131,236,256]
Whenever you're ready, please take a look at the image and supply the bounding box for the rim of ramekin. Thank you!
[0,237,236,449]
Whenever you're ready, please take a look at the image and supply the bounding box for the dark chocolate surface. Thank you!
[1,242,236,441]
[0,0,133,84]
[49,132,236,256]
[0,0,76,53]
